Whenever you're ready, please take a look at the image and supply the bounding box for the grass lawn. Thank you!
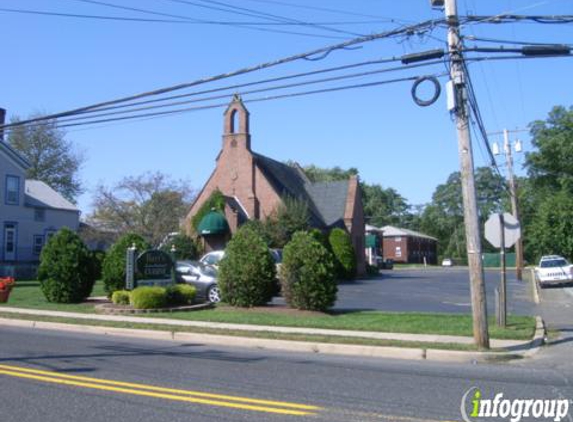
[0,281,536,341]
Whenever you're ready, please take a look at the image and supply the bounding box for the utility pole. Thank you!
[443,0,490,349]
[503,129,524,281]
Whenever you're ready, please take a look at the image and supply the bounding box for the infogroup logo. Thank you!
[461,387,570,422]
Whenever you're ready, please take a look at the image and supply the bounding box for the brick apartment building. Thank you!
[184,95,366,275]
[381,225,438,265]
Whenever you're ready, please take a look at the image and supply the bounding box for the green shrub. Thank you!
[111,290,131,305]
[218,225,276,307]
[90,250,106,280]
[102,233,150,297]
[166,284,197,306]
[130,286,167,309]
[328,228,357,280]
[280,231,337,312]
[38,228,96,303]
[159,233,198,260]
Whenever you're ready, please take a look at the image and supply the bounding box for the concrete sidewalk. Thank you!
[0,306,524,347]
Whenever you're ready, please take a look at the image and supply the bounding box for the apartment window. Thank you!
[33,235,44,255]
[394,237,402,242]
[395,246,402,257]
[34,208,46,222]
[5,175,20,205]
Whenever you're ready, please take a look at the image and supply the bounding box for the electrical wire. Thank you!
[0,18,446,131]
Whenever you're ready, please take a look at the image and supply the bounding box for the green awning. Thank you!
[365,234,379,248]
[197,211,229,235]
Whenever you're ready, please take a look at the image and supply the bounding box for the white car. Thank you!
[442,258,453,267]
[199,250,225,268]
[535,255,573,288]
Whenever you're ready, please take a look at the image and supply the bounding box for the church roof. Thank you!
[252,153,349,229]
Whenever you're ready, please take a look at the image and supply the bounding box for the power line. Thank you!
[33,60,446,127]
[163,0,361,37]
[5,74,444,131]
[0,18,445,131]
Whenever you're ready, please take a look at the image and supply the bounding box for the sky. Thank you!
[2,0,572,217]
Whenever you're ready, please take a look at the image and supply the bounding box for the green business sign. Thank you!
[135,249,174,287]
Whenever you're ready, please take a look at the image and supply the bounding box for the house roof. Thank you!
[25,180,78,212]
[0,140,31,170]
[252,153,350,229]
[381,225,438,241]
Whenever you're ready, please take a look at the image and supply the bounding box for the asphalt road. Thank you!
[273,268,536,315]
[1,326,573,422]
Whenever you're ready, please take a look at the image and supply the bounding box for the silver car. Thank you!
[175,260,221,303]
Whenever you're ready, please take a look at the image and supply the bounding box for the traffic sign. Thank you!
[485,213,521,248]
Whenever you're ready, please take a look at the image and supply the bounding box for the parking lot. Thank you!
[296,268,537,315]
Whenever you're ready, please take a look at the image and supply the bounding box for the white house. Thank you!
[0,127,80,277]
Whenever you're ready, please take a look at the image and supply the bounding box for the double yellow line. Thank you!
[0,364,321,416]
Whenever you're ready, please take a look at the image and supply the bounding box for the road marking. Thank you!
[0,364,319,416]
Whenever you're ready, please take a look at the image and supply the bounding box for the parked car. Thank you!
[441,258,453,267]
[270,248,283,271]
[175,260,221,303]
[535,255,573,288]
[377,257,394,270]
[199,250,225,268]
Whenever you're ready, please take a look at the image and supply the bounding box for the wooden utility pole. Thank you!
[444,0,490,349]
[503,129,524,281]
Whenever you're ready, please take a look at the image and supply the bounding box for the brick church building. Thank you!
[184,95,366,275]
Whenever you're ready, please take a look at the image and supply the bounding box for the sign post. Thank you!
[485,212,521,327]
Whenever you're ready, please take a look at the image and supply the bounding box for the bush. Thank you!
[328,228,357,280]
[166,284,197,306]
[280,231,337,312]
[130,286,167,309]
[111,290,131,305]
[218,225,276,307]
[90,250,106,280]
[38,228,96,303]
[102,233,150,297]
[159,233,198,260]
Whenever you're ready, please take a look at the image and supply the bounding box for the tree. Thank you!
[38,228,96,303]
[8,115,84,202]
[362,184,411,227]
[302,164,358,182]
[527,105,573,193]
[218,225,276,307]
[89,172,194,246]
[264,196,311,248]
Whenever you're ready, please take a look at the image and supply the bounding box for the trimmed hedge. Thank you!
[280,231,337,312]
[166,284,197,306]
[130,286,167,309]
[38,228,97,303]
[218,225,276,307]
[102,233,149,297]
[328,228,357,280]
[111,290,131,305]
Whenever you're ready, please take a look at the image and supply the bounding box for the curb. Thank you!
[530,268,541,304]
[0,315,546,364]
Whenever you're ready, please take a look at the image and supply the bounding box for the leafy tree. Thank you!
[527,105,573,193]
[38,228,96,303]
[89,172,193,247]
[8,115,84,202]
[280,231,337,312]
[362,184,410,227]
[264,196,310,248]
[526,190,573,261]
[328,228,357,280]
[302,164,359,182]
[102,233,150,296]
[218,225,276,307]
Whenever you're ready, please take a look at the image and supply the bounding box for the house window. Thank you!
[395,246,402,257]
[34,208,46,222]
[33,235,44,255]
[5,175,20,205]
[395,237,401,242]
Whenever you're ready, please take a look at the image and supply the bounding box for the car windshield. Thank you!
[199,264,217,277]
[540,259,568,268]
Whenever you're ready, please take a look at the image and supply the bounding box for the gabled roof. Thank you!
[0,140,31,170]
[253,152,350,229]
[381,225,438,241]
[25,180,78,212]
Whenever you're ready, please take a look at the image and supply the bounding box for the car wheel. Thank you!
[207,285,221,303]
